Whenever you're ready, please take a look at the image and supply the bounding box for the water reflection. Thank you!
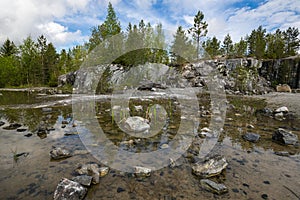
[0,92,299,199]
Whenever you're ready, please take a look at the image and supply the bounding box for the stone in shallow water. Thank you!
[3,123,22,130]
[24,133,33,137]
[124,116,150,133]
[99,167,109,177]
[50,147,72,160]
[134,166,151,177]
[242,132,260,142]
[0,121,5,127]
[72,175,93,186]
[75,163,106,184]
[42,107,52,112]
[200,179,228,195]
[192,155,228,178]
[17,128,27,132]
[272,128,298,145]
[275,106,289,113]
[53,178,87,200]
[274,151,290,157]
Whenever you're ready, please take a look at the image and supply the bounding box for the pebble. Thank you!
[261,194,268,199]
[117,187,125,193]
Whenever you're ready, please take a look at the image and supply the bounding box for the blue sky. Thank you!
[0,0,299,51]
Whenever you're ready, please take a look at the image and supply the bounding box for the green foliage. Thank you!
[0,56,20,87]
[188,11,208,59]
[87,2,121,52]
[265,29,285,59]
[171,26,197,64]
[203,36,221,58]
[1,3,300,90]
[0,38,17,57]
[233,37,247,58]
[222,34,234,57]
[283,27,300,56]
[247,26,266,58]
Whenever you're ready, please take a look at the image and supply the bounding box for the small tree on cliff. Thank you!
[222,34,234,57]
[203,36,221,58]
[188,11,208,59]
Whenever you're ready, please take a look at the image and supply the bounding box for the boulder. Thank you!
[58,71,77,86]
[192,155,228,178]
[272,128,298,145]
[53,178,87,200]
[124,116,150,133]
[242,132,260,142]
[50,147,72,160]
[0,121,5,126]
[200,179,228,195]
[276,84,291,93]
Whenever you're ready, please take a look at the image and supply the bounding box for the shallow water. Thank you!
[0,91,299,199]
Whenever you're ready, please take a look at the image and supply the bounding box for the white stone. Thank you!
[134,105,143,111]
[124,116,150,133]
[201,127,211,132]
[275,106,289,113]
[134,166,151,177]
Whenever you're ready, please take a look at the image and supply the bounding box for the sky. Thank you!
[0,0,299,51]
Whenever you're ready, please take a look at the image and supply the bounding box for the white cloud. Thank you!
[0,0,90,48]
[225,0,300,42]
[37,22,88,46]
[0,0,299,50]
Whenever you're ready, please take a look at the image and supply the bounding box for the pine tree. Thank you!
[19,36,39,85]
[247,26,266,58]
[203,36,221,58]
[87,2,121,52]
[233,37,248,58]
[171,26,196,64]
[222,34,233,57]
[283,27,300,56]
[265,29,285,59]
[0,38,17,57]
[188,11,208,59]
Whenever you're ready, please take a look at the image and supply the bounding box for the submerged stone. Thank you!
[99,167,109,177]
[275,106,289,113]
[192,155,228,178]
[200,179,228,195]
[72,175,93,187]
[274,151,290,157]
[42,107,52,112]
[50,147,72,160]
[272,128,298,145]
[17,128,27,132]
[124,116,150,133]
[75,163,108,184]
[134,166,151,177]
[242,132,260,142]
[53,178,87,200]
[3,123,22,130]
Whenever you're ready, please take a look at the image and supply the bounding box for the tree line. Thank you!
[0,2,299,87]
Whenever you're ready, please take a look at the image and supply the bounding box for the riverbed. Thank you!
[0,90,299,200]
